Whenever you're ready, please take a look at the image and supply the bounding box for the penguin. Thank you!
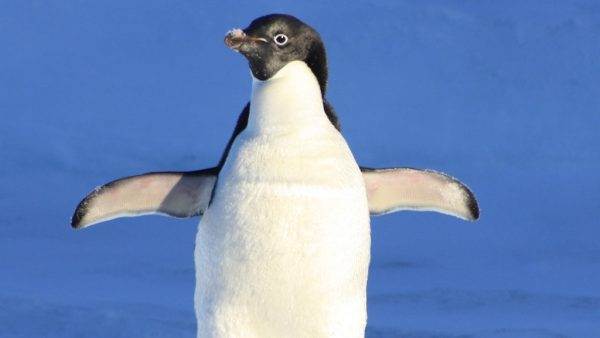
[71,14,479,338]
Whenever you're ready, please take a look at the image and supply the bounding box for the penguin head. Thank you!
[225,14,328,94]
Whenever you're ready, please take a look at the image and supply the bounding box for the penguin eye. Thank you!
[273,34,288,46]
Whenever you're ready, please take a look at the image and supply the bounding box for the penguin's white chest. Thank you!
[194,62,370,338]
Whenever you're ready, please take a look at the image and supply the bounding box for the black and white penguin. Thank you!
[71,14,479,338]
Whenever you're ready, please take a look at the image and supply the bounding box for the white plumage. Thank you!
[194,61,371,338]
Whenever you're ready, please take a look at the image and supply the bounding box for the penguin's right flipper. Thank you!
[362,167,479,221]
[71,168,218,229]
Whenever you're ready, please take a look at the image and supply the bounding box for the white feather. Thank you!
[194,61,371,338]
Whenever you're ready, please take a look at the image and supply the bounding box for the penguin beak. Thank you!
[224,28,268,51]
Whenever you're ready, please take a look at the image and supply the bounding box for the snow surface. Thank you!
[1,0,599,337]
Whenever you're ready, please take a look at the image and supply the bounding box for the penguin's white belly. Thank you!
[195,128,370,338]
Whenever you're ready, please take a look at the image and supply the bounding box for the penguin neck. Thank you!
[247,61,328,134]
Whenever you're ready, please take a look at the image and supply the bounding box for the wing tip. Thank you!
[435,169,480,222]
[70,197,89,229]
[424,168,480,222]
[70,216,82,229]
[70,186,104,229]
[462,184,480,221]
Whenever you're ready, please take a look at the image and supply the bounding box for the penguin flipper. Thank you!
[361,167,479,221]
[71,168,218,229]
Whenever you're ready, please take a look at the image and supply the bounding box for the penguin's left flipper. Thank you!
[71,168,218,229]
[362,167,479,221]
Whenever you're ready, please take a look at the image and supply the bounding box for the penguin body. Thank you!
[71,14,479,338]
[196,60,369,337]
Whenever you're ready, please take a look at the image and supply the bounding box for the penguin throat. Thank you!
[248,61,328,134]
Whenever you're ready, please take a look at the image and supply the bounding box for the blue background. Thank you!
[1,1,599,337]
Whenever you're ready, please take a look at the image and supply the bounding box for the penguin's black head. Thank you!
[225,14,329,94]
